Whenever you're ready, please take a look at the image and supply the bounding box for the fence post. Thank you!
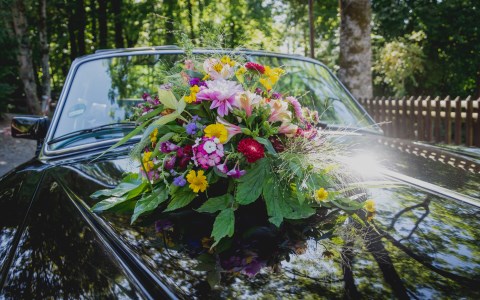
[445,96,452,144]
[417,96,427,141]
[402,96,409,138]
[454,96,462,145]
[434,96,442,142]
[475,97,480,147]
[425,96,433,141]
[466,96,473,146]
[411,96,419,139]
[380,96,386,134]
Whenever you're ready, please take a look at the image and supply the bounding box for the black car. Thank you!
[1,47,479,299]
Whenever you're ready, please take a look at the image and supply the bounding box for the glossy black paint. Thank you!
[11,116,50,141]
[1,133,479,299]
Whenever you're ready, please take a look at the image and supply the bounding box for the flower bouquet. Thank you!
[91,52,376,282]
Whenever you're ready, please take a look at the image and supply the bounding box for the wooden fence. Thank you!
[357,96,480,147]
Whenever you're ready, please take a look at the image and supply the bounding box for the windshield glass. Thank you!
[50,52,376,149]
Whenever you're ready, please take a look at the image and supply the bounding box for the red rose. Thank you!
[245,62,265,74]
[238,138,265,163]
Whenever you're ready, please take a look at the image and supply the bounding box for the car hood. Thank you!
[48,132,480,299]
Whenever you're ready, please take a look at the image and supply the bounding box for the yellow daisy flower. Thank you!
[221,56,236,66]
[186,170,208,193]
[315,188,329,202]
[204,123,228,144]
[364,199,375,212]
[142,151,154,172]
[149,128,158,144]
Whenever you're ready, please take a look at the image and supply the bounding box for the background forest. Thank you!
[0,0,479,116]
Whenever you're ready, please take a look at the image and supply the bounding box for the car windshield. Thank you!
[49,52,377,150]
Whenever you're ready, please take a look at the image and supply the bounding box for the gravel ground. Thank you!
[0,114,37,177]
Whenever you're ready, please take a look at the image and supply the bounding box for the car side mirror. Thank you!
[11,115,50,141]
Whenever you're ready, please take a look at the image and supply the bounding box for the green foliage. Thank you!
[197,194,233,213]
[373,31,426,96]
[211,208,235,247]
[372,0,480,97]
[235,158,269,205]
[164,186,197,212]
[131,187,169,223]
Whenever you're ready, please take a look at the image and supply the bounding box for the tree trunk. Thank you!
[187,0,195,42]
[90,0,97,45]
[67,16,78,61]
[11,0,41,114]
[38,0,51,106]
[308,0,314,58]
[77,0,86,55]
[165,0,176,45]
[338,0,373,99]
[98,0,107,48]
[111,0,124,48]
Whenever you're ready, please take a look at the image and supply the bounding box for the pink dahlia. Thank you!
[196,79,243,117]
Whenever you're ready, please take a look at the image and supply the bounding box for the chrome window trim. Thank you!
[42,48,380,159]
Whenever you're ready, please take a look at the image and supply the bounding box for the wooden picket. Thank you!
[357,96,480,147]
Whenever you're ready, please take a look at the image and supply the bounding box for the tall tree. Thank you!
[111,0,124,48]
[338,0,372,99]
[77,0,86,55]
[98,0,107,48]
[38,0,51,111]
[10,0,40,114]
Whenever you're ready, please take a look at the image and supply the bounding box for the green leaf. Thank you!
[91,195,129,212]
[254,137,277,155]
[207,270,221,288]
[164,187,197,212]
[142,112,179,141]
[157,88,178,109]
[91,175,143,199]
[330,197,365,211]
[262,175,286,227]
[211,208,235,247]
[131,187,169,223]
[236,158,269,205]
[176,95,187,114]
[136,105,164,123]
[197,194,233,213]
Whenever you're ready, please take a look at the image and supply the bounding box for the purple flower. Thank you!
[160,141,180,153]
[191,115,201,122]
[254,87,263,95]
[164,156,176,170]
[226,165,246,178]
[155,220,173,232]
[185,122,198,135]
[243,258,266,277]
[196,79,243,117]
[216,161,229,174]
[271,92,282,99]
[173,175,186,186]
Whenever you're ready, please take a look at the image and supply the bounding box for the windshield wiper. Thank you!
[48,122,137,145]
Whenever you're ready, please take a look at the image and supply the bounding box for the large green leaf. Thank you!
[131,187,169,223]
[262,175,286,227]
[196,194,233,213]
[91,195,129,212]
[211,208,235,247]
[262,175,315,226]
[157,88,179,109]
[235,158,269,205]
[254,137,277,155]
[135,105,164,123]
[164,187,197,212]
[91,174,143,199]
